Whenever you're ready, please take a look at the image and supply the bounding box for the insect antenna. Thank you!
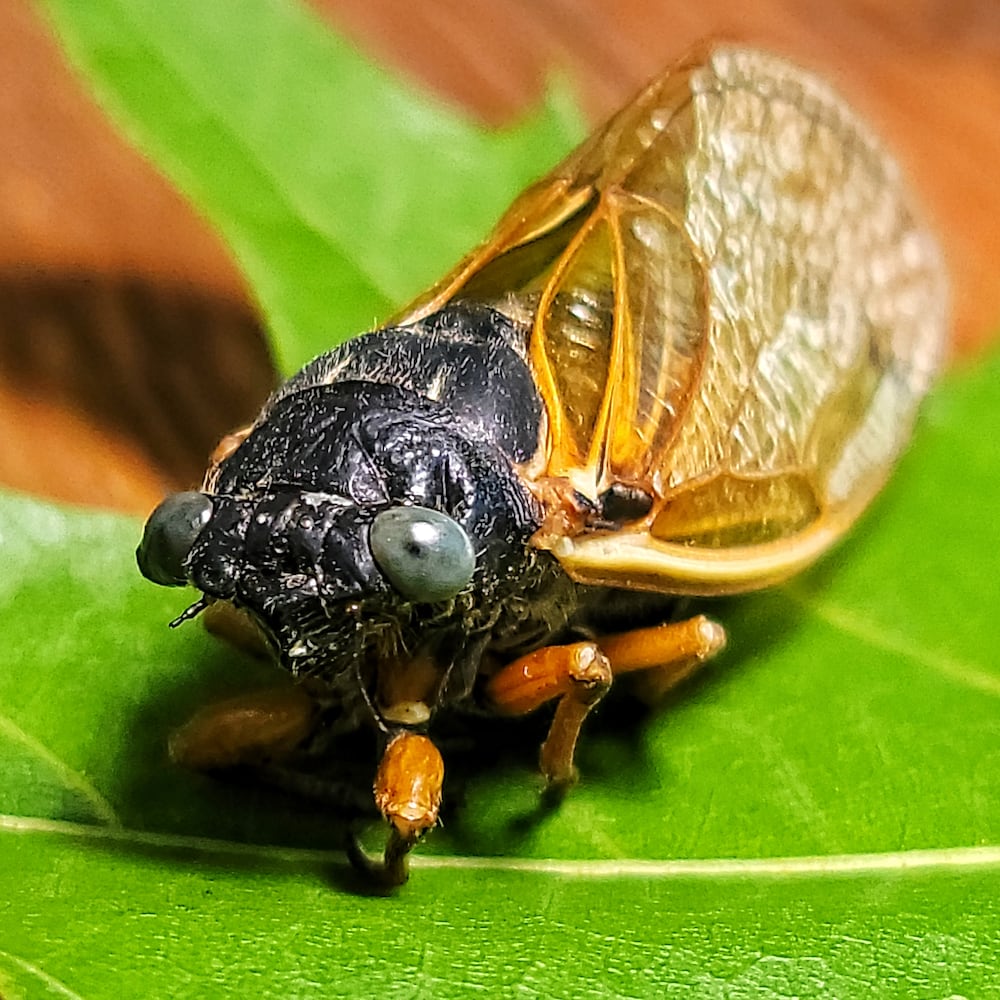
[169,596,210,628]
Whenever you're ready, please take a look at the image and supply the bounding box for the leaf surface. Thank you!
[6,0,999,996]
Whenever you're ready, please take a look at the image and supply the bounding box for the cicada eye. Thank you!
[370,506,475,603]
[137,491,214,587]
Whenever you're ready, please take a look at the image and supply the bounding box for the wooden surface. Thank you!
[2,0,999,513]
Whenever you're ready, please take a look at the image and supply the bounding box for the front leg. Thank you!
[168,685,317,770]
[485,615,726,788]
[348,731,446,887]
[486,641,613,787]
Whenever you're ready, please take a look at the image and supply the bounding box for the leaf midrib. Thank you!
[4,814,998,879]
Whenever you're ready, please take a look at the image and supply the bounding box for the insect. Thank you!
[137,44,948,885]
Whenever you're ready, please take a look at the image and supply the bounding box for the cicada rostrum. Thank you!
[137,45,948,885]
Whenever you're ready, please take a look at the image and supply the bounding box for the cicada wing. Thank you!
[400,45,949,595]
[396,51,713,488]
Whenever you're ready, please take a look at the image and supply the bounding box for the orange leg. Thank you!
[486,614,726,787]
[168,686,316,770]
[487,641,613,787]
[599,614,727,697]
[350,731,445,887]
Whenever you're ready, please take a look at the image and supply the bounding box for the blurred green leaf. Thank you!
[4,0,998,996]
[38,0,583,373]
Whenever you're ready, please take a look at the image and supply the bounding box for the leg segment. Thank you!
[487,641,612,787]
[485,615,726,786]
[351,732,445,887]
[168,686,316,770]
[201,600,273,660]
[599,614,727,698]
[373,732,445,843]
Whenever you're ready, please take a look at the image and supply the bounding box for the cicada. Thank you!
[137,45,948,884]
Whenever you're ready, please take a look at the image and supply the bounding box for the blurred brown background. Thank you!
[3,0,999,513]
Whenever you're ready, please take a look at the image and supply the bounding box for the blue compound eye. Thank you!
[370,506,475,603]
[136,491,214,587]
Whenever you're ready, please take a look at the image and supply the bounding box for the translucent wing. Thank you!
[398,45,948,595]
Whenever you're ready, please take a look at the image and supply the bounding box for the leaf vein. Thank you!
[783,588,1000,699]
[3,814,999,879]
[0,717,120,826]
[0,949,87,1000]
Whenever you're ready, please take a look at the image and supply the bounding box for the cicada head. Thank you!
[137,356,543,713]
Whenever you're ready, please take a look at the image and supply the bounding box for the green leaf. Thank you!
[38,0,583,373]
[7,0,999,996]
[0,829,997,999]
